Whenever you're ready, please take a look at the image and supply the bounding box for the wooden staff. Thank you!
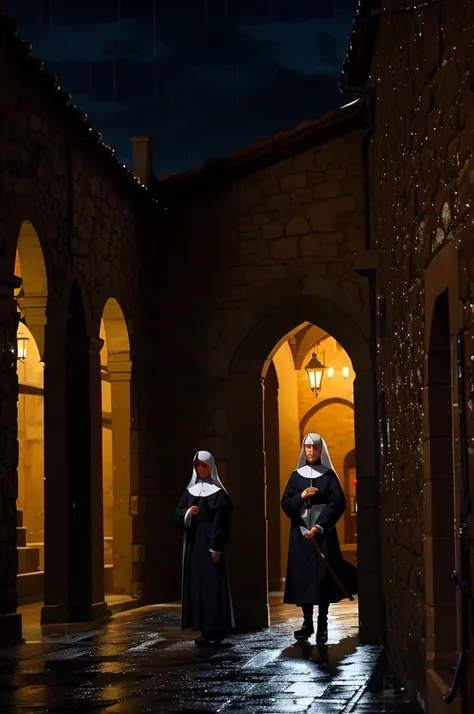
[311,536,354,602]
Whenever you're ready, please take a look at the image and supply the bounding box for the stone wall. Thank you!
[0,44,158,631]
[367,0,474,701]
[152,127,371,613]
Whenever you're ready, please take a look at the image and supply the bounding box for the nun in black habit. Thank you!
[175,450,235,646]
[281,433,357,644]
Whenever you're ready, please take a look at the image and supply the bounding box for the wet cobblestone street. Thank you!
[0,597,422,713]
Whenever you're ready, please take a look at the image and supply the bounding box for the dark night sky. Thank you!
[4,1,357,175]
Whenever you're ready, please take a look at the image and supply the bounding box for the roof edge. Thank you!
[155,107,364,202]
[341,1,381,88]
[1,14,160,208]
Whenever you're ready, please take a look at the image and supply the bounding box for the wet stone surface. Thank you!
[0,598,422,713]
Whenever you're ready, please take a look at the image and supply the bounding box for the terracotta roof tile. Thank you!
[156,103,364,199]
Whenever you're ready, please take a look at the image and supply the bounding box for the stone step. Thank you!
[17,527,27,547]
[17,510,23,528]
[17,570,44,605]
[18,546,40,575]
[29,542,44,571]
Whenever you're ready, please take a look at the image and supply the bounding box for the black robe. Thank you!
[175,485,235,634]
[281,467,358,606]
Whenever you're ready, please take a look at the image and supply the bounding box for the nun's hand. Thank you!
[189,506,199,515]
[301,487,318,500]
[304,526,321,539]
[211,552,220,563]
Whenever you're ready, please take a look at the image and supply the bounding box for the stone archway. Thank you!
[225,293,381,643]
[41,280,107,626]
[422,239,464,709]
[13,222,48,608]
[99,298,132,597]
[300,397,354,437]
[15,221,48,359]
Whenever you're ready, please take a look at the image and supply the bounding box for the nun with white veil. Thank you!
[281,433,357,645]
[175,450,235,646]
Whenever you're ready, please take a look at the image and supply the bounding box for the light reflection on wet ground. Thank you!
[0,595,422,713]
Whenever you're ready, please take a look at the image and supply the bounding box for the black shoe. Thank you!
[294,620,314,641]
[316,618,328,645]
[194,634,210,646]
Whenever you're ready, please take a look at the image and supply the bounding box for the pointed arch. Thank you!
[14,221,48,360]
[300,397,355,436]
[225,291,379,643]
[99,296,133,597]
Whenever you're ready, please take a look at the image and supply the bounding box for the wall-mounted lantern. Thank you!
[17,336,29,362]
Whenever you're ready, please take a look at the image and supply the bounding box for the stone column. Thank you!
[109,351,132,595]
[0,287,22,644]
[42,305,71,623]
[226,372,269,631]
[263,363,281,592]
[353,368,383,644]
[89,336,106,612]
[41,320,106,624]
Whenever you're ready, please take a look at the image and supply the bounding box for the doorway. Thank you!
[225,294,379,642]
[263,323,357,605]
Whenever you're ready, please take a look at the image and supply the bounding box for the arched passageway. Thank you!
[13,222,48,608]
[264,324,357,597]
[225,294,380,643]
[100,298,132,597]
[42,279,107,625]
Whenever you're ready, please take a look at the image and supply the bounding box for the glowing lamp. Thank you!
[305,351,327,399]
[17,336,29,362]
[327,366,334,378]
[342,366,350,379]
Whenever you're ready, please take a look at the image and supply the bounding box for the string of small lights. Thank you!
[341,0,465,660]
[0,13,160,205]
[373,0,447,18]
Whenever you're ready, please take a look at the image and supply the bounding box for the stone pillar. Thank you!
[109,352,132,595]
[0,288,22,644]
[41,311,106,624]
[42,305,71,621]
[353,368,383,644]
[89,337,106,611]
[226,372,269,631]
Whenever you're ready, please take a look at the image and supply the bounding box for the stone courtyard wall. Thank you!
[151,126,372,605]
[367,0,474,701]
[0,40,157,627]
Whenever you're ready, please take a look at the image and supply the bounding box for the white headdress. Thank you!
[296,433,338,480]
[187,450,225,497]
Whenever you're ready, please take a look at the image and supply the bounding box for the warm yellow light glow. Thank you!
[328,366,335,378]
[342,366,350,379]
[17,336,29,362]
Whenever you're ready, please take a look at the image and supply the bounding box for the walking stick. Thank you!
[310,536,354,602]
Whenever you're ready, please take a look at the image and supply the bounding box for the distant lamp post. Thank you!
[17,336,29,362]
[327,366,335,379]
[342,366,350,379]
[305,350,327,399]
